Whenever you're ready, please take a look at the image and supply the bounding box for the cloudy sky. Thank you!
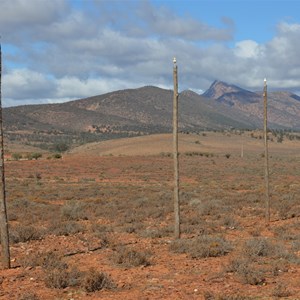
[1,0,300,107]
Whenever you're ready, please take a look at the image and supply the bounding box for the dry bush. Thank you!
[43,254,115,292]
[272,283,291,298]
[41,252,68,270]
[219,215,240,229]
[91,223,112,234]
[82,268,116,292]
[45,268,70,289]
[170,235,232,258]
[204,292,252,300]
[44,256,82,289]
[140,226,172,238]
[61,200,89,221]
[49,221,85,236]
[9,225,43,243]
[110,247,151,267]
[226,258,265,285]
[242,237,274,258]
[198,199,224,216]
[19,292,39,300]
[274,194,300,220]
[242,237,296,262]
[19,251,67,269]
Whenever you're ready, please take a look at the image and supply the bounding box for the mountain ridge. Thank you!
[3,81,300,151]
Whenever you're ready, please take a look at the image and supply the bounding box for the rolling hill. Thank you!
[3,82,300,151]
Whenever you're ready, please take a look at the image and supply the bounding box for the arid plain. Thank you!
[0,131,299,300]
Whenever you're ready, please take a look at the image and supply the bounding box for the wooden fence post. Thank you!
[0,42,11,268]
[263,78,270,224]
[173,57,180,239]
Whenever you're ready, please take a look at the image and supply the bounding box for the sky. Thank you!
[1,0,300,107]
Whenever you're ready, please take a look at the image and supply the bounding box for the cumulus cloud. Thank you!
[0,0,70,43]
[234,40,263,58]
[1,0,300,106]
[55,76,138,98]
[137,1,234,41]
[3,68,55,100]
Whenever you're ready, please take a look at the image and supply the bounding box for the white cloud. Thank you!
[3,68,55,100]
[0,0,69,43]
[234,40,262,58]
[2,1,300,106]
[56,76,136,98]
[137,1,234,41]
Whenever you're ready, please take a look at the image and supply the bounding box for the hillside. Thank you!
[204,81,300,129]
[3,82,300,152]
[69,132,300,157]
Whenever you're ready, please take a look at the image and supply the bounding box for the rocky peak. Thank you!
[203,80,243,100]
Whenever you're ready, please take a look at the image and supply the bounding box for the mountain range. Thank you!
[3,80,300,151]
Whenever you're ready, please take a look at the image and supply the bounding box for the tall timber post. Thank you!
[0,41,11,268]
[263,78,270,224]
[173,57,180,239]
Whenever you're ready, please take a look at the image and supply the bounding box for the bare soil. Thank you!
[0,132,299,299]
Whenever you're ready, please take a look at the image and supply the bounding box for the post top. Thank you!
[264,78,267,82]
[173,57,177,64]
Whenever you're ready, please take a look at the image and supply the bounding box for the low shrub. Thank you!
[9,225,43,243]
[272,283,291,298]
[12,153,22,161]
[242,237,274,258]
[61,200,89,221]
[45,268,70,289]
[111,247,151,267]
[82,268,116,292]
[242,237,294,261]
[49,221,85,236]
[19,292,39,300]
[204,292,253,300]
[170,235,232,258]
[226,258,265,285]
[43,255,82,289]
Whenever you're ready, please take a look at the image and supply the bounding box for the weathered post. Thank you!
[0,42,10,268]
[173,57,180,239]
[263,78,270,224]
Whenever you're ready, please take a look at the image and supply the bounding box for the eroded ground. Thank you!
[0,133,300,300]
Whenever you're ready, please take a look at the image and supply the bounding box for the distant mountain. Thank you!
[3,82,300,151]
[202,80,300,129]
[203,80,259,105]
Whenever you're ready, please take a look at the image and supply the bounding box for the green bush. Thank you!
[31,152,42,160]
[12,153,22,161]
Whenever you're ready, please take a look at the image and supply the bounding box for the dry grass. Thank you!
[1,131,299,299]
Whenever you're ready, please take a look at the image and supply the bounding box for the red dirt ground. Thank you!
[0,133,299,299]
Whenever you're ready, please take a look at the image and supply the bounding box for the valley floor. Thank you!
[0,132,299,299]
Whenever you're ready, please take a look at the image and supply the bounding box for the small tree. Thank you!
[12,153,22,161]
[53,142,69,153]
[31,152,42,160]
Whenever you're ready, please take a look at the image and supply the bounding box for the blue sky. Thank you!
[154,0,300,43]
[1,0,300,106]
